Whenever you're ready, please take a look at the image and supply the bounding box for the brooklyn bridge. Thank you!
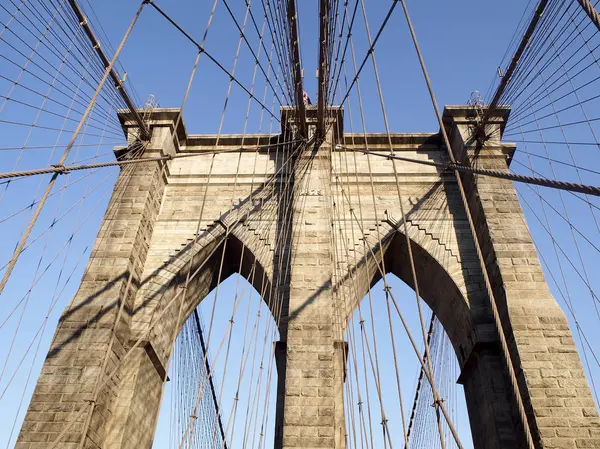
[0,1,599,448]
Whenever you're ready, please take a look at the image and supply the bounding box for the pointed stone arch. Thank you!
[130,221,276,353]
[107,223,277,446]
[102,222,278,449]
[16,106,599,449]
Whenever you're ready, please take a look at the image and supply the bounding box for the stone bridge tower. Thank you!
[16,105,600,449]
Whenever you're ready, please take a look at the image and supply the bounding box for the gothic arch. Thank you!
[91,224,277,448]
[381,229,473,361]
[338,221,476,365]
[17,106,599,449]
[132,223,276,364]
[336,221,518,449]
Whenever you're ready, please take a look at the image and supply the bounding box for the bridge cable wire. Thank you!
[9,145,142,446]
[161,6,289,444]
[193,8,275,444]
[145,1,280,124]
[0,140,304,180]
[336,147,600,197]
[484,0,600,404]
[357,0,452,445]
[342,9,400,447]
[328,77,370,449]
[490,1,600,118]
[512,83,600,358]
[396,0,542,446]
[0,0,148,297]
[0,45,145,449]
[332,12,454,442]
[499,113,600,401]
[327,7,462,447]
[172,51,285,442]
[218,33,283,449]
[515,188,600,403]
[171,9,296,443]
[0,89,126,446]
[0,0,132,128]
[577,0,600,31]
[337,59,378,449]
[405,314,436,446]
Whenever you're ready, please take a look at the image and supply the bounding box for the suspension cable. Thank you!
[396,0,537,446]
[0,0,148,297]
[338,146,600,197]
[0,140,304,180]
[146,0,280,124]
[577,0,600,31]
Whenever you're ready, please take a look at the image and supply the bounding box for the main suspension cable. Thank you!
[338,146,600,197]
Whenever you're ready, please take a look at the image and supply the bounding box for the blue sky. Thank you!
[1,0,599,448]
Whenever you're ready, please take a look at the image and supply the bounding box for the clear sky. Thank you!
[1,1,599,448]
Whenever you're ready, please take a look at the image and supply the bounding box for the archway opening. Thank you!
[344,274,473,449]
[153,273,280,449]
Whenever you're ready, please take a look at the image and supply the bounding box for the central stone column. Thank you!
[274,107,346,448]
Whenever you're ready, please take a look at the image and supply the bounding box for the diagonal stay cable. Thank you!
[397,0,538,446]
[244,3,294,104]
[355,0,447,443]
[328,0,360,106]
[219,0,287,106]
[146,0,280,123]
[335,0,399,111]
[510,139,600,147]
[577,0,600,31]
[510,158,600,210]
[0,0,148,297]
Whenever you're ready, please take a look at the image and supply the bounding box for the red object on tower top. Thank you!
[303,91,312,105]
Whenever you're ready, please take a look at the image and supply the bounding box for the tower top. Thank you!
[280,105,344,142]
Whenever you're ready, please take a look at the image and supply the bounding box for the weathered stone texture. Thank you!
[446,106,600,448]
[15,106,599,449]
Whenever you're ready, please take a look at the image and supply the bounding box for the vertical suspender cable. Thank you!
[397,0,537,447]
[405,314,435,448]
[287,0,307,136]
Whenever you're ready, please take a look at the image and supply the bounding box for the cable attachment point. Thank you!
[431,398,446,408]
[443,161,457,173]
[51,164,69,175]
